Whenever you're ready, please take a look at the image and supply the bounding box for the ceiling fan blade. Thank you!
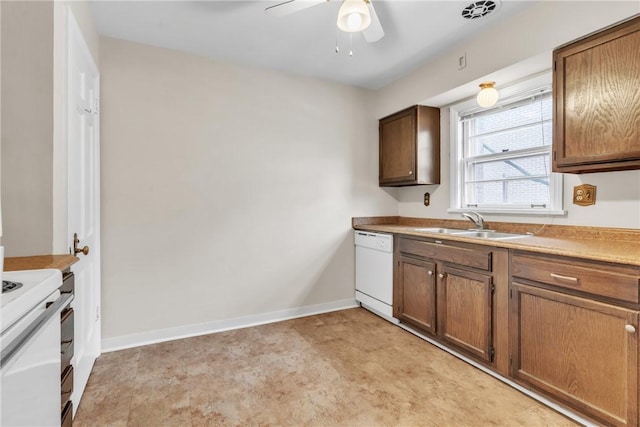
[363,0,384,42]
[265,0,327,17]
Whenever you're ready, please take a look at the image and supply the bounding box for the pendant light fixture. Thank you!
[477,81,499,108]
[337,0,372,33]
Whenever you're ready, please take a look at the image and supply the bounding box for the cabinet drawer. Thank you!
[512,253,640,303]
[61,272,75,294]
[61,401,73,427]
[399,238,492,271]
[61,366,73,410]
[61,308,74,375]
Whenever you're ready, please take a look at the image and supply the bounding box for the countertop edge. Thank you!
[3,254,81,272]
[354,223,640,267]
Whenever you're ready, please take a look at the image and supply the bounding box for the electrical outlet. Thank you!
[424,192,430,207]
[458,53,467,70]
[573,184,596,206]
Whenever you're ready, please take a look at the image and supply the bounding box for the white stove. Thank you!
[1,268,71,427]
[1,269,63,332]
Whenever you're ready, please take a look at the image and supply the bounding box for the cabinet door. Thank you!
[437,266,493,363]
[379,107,416,185]
[510,283,638,427]
[394,256,436,335]
[553,16,640,173]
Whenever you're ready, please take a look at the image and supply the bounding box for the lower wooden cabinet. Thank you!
[388,233,640,425]
[510,283,638,427]
[60,270,75,426]
[395,256,437,335]
[394,237,499,367]
[438,266,493,363]
[61,401,73,427]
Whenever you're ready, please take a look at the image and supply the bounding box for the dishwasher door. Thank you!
[355,231,396,323]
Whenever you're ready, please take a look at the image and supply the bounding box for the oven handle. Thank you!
[1,293,74,369]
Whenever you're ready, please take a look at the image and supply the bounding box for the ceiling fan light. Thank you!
[477,81,499,108]
[337,0,371,33]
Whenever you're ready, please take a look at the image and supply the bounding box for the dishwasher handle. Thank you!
[1,293,74,369]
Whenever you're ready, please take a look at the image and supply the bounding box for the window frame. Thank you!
[448,72,565,216]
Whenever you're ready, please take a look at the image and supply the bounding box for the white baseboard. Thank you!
[101,298,359,352]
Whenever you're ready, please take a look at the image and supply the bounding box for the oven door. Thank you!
[1,291,73,427]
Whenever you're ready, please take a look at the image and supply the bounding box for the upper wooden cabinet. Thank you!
[553,16,640,173]
[379,105,440,186]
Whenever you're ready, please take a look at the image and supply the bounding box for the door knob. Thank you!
[625,324,636,334]
[73,233,90,256]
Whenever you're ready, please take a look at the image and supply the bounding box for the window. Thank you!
[449,75,564,215]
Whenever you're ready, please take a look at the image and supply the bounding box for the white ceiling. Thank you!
[89,0,538,90]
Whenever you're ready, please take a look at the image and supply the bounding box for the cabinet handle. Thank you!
[409,171,413,175]
[438,273,445,279]
[625,324,636,334]
[428,270,433,276]
[550,273,579,283]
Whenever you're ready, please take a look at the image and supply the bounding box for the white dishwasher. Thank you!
[354,231,398,324]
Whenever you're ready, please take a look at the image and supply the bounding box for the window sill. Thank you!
[447,208,567,216]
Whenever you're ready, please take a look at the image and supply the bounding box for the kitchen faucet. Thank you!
[462,211,487,230]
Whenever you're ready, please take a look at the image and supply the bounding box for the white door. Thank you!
[67,11,100,414]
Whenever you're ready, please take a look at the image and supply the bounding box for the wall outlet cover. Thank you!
[424,192,430,207]
[573,184,596,206]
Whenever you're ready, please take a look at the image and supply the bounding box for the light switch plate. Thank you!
[458,53,467,70]
[424,192,430,207]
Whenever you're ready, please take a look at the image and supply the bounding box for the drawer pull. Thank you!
[550,273,579,283]
[625,324,636,334]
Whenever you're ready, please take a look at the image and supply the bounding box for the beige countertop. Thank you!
[4,254,80,272]
[353,217,640,266]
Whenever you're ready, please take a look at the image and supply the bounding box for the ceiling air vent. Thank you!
[461,0,499,20]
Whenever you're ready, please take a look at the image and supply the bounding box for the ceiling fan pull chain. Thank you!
[335,27,340,53]
[349,32,353,57]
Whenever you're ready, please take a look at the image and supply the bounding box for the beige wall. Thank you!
[1,1,55,255]
[374,1,640,228]
[99,37,397,339]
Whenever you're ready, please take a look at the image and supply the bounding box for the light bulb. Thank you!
[337,0,371,33]
[347,12,363,31]
[477,82,499,108]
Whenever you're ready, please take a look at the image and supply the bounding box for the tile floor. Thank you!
[74,308,575,426]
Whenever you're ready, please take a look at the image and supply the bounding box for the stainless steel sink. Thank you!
[453,231,531,240]
[411,227,532,240]
[412,227,466,234]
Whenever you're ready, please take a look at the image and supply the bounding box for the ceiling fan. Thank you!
[265,0,385,43]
